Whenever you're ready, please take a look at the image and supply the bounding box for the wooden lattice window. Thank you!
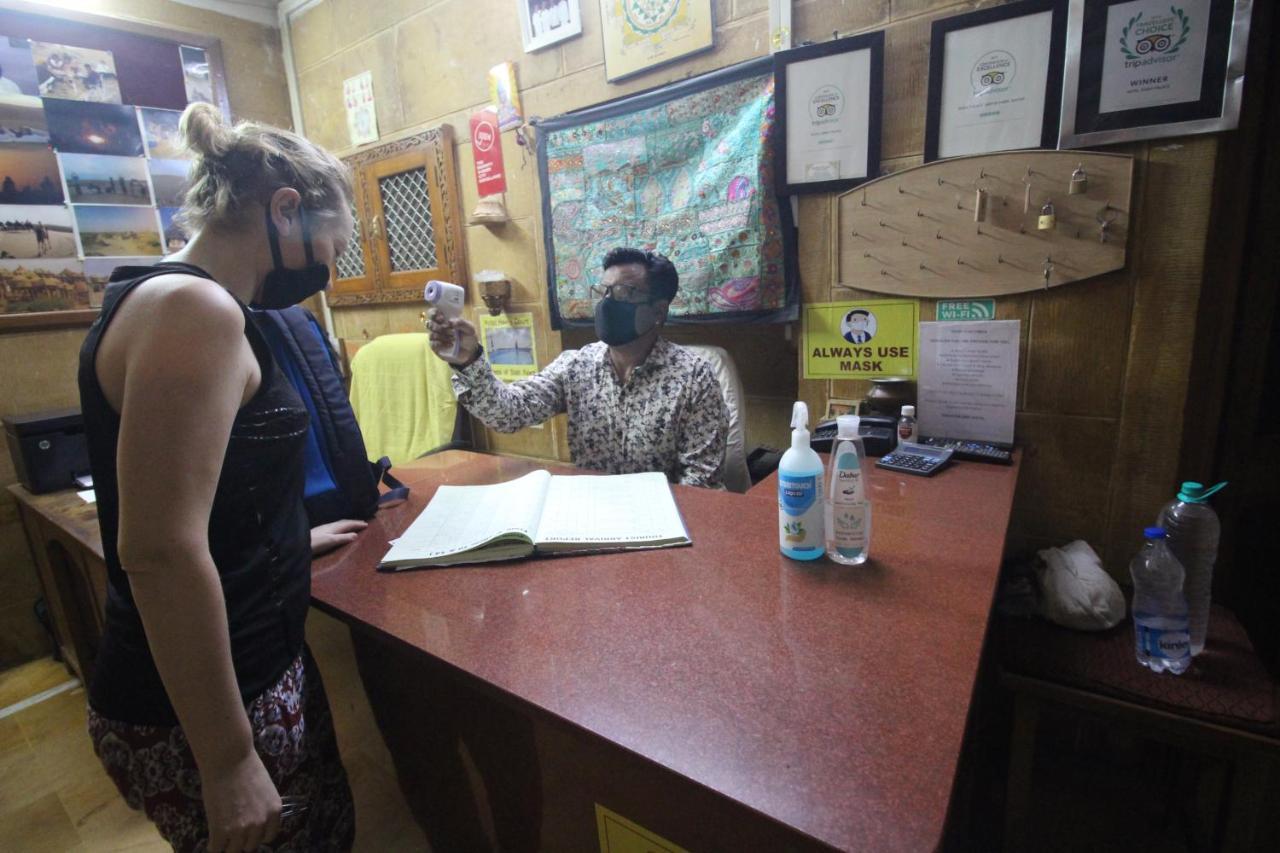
[330,126,466,305]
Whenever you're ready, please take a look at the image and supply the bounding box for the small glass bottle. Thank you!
[897,405,917,446]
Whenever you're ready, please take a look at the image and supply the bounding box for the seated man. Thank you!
[428,247,729,488]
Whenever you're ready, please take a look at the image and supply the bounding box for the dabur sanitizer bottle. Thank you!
[778,402,824,560]
[825,415,871,566]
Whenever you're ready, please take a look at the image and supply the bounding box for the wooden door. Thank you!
[330,126,467,306]
[329,169,376,298]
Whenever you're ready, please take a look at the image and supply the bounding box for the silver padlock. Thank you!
[1069,165,1088,195]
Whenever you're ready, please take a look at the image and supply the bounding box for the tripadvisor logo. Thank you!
[809,84,844,123]
[1120,7,1191,65]
[971,50,1016,95]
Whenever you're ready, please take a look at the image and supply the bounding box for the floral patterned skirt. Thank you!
[87,650,355,852]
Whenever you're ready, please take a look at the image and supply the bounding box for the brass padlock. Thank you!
[1038,199,1056,231]
[1069,165,1088,195]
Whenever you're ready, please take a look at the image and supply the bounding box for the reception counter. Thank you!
[311,449,1021,850]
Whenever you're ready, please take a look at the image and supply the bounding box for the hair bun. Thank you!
[179,102,232,159]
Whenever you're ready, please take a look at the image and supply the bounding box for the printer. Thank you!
[3,408,90,494]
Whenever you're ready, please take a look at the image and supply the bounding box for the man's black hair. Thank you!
[847,309,870,319]
[602,246,678,302]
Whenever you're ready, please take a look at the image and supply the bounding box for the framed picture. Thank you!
[30,41,122,104]
[520,0,582,52]
[824,398,860,421]
[58,153,153,206]
[1059,0,1251,148]
[775,31,884,195]
[599,0,715,83]
[924,0,1068,162]
[44,99,144,157]
[180,45,213,105]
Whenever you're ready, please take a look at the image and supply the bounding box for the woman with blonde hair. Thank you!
[79,102,364,852]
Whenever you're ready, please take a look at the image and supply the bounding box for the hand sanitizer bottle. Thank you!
[826,415,872,565]
[778,401,824,561]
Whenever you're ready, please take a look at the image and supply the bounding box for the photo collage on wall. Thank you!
[0,36,209,315]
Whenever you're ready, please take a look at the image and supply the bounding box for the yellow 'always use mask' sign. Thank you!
[803,299,919,379]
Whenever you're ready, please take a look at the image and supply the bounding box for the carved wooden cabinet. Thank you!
[330,126,467,305]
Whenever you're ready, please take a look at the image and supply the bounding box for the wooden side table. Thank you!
[8,484,106,683]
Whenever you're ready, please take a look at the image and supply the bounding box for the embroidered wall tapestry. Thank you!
[538,57,797,327]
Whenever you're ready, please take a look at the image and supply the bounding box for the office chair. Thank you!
[348,333,463,466]
[685,344,752,494]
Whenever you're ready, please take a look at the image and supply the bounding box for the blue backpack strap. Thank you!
[371,456,410,507]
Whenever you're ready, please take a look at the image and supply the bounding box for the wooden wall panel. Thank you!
[1101,136,1219,573]
[1022,273,1133,418]
[1007,412,1120,563]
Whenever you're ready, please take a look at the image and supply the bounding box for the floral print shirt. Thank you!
[451,338,728,488]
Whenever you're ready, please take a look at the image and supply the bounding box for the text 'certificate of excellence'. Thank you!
[938,11,1053,158]
[785,48,871,185]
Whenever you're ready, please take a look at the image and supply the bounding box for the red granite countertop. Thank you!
[313,449,1021,851]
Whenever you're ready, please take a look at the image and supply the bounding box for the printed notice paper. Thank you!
[918,320,1020,445]
[343,71,379,146]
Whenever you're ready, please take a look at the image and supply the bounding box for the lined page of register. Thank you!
[534,471,689,546]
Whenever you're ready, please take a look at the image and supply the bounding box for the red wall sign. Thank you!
[470,109,507,197]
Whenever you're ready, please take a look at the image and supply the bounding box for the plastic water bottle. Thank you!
[1129,527,1191,675]
[1157,481,1226,656]
[825,415,871,565]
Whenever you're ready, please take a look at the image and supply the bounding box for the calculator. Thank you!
[875,443,954,477]
[917,436,1013,465]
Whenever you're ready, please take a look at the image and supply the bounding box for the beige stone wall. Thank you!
[289,0,817,462]
[293,0,1221,577]
[0,0,292,667]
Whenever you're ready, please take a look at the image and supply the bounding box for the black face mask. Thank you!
[252,206,331,309]
[594,297,659,346]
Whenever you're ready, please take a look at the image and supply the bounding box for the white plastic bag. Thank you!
[1034,540,1125,631]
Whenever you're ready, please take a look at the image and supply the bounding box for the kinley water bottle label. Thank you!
[1137,622,1191,661]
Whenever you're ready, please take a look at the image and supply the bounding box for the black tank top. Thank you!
[78,262,312,726]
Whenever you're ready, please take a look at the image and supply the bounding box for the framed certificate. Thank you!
[924,0,1068,162]
[1059,0,1252,148]
[519,0,582,53]
[599,0,716,83]
[775,32,884,195]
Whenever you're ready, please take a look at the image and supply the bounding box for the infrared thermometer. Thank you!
[424,280,466,358]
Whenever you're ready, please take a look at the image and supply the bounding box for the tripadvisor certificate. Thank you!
[785,47,873,185]
[936,10,1054,158]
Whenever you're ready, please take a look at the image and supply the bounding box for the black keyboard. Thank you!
[875,444,953,477]
[918,436,1013,465]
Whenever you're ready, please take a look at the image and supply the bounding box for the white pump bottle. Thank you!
[778,402,824,560]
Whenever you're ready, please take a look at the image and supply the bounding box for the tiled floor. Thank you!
[0,609,429,851]
[0,659,167,852]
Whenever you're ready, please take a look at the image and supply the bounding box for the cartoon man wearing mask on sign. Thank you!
[841,308,877,344]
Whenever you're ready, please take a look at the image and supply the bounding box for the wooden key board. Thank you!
[836,150,1134,298]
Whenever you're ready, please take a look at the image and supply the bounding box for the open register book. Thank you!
[377,470,691,570]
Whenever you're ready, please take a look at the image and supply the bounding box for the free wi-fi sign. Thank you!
[937,299,995,321]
